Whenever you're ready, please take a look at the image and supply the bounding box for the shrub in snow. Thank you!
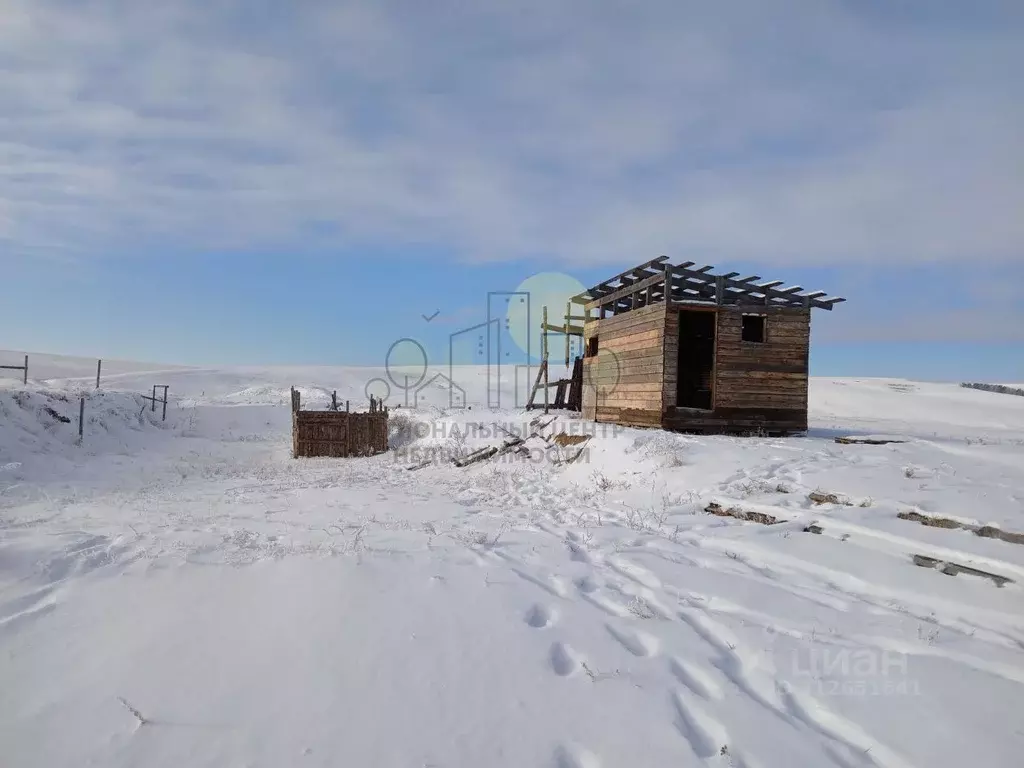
[960,382,1024,397]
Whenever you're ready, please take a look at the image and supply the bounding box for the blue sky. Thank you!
[1,1,1022,381]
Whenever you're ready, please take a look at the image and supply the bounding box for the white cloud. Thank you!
[0,0,1021,268]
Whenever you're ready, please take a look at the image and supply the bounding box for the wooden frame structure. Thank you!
[526,304,584,413]
[0,354,28,385]
[574,257,844,434]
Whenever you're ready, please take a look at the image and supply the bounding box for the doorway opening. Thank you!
[676,310,715,410]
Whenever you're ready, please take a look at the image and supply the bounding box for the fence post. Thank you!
[151,385,156,412]
[332,390,337,411]
[78,397,85,442]
[345,407,351,457]
[23,354,27,385]
[161,386,169,422]
[96,359,102,389]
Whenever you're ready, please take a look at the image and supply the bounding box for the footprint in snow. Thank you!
[566,541,596,564]
[555,744,601,768]
[550,642,583,677]
[672,688,730,759]
[606,623,660,657]
[668,656,724,701]
[525,604,557,629]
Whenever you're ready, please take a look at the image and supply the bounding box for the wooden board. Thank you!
[293,411,388,458]
[595,406,663,427]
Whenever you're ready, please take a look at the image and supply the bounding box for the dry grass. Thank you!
[897,511,1024,546]
[808,490,853,506]
[705,502,781,526]
[551,433,591,447]
[897,510,963,529]
[975,526,1024,546]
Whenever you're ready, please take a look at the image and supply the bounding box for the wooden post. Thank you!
[161,386,169,421]
[23,354,27,385]
[564,301,570,367]
[543,306,549,414]
[526,361,546,410]
[332,390,337,411]
[151,385,156,411]
[78,397,85,441]
[96,359,102,389]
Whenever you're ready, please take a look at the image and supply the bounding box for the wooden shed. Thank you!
[574,257,844,435]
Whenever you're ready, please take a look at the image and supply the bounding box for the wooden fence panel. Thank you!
[293,410,389,458]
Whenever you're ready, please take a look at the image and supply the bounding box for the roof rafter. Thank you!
[574,257,845,313]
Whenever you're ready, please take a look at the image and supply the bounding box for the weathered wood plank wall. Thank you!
[581,303,666,427]
[713,307,809,429]
[293,411,389,458]
[660,306,809,433]
[584,302,812,434]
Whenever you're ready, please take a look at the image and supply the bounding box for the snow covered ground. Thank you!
[2,353,1023,767]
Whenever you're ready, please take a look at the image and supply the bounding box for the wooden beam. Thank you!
[585,270,666,311]
[543,323,584,335]
[579,258,843,314]
[579,256,669,302]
